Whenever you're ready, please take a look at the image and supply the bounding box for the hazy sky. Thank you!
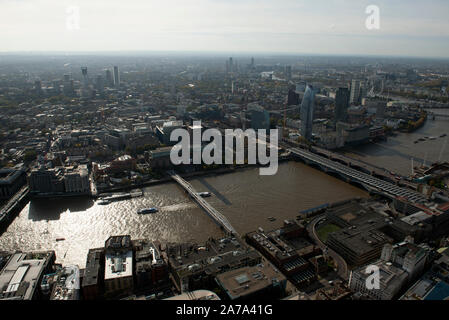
[1,0,449,58]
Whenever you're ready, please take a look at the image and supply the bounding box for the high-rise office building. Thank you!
[285,65,292,81]
[229,57,233,73]
[63,74,74,96]
[350,79,360,105]
[81,67,88,85]
[335,87,350,122]
[81,67,90,98]
[300,85,315,141]
[95,74,105,94]
[52,80,61,94]
[105,69,114,87]
[350,79,366,105]
[113,66,120,88]
[287,86,300,106]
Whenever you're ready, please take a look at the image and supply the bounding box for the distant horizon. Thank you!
[1,50,449,61]
[1,0,449,59]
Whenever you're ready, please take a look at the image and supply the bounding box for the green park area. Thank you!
[316,223,341,243]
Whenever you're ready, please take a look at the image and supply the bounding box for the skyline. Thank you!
[1,0,449,59]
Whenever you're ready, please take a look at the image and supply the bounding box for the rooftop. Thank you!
[50,265,80,300]
[215,261,286,300]
[82,248,104,287]
[164,290,220,301]
[328,228,392,256]
[0,251,55,300]
[105,250,133,280]
[167,237,260,277]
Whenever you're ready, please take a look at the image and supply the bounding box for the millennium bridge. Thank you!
[168,171,238,236]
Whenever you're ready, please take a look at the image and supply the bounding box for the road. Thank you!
[306,215,349,281]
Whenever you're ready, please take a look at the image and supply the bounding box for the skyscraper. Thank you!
[350,79,359,105]
[350,79,366,105]
[335,87,350,123]
[105,69,114,87]
[287,87,300,106]
[285,65,292,81]
[81,67,88,86]
[113,66,120,89]
[81,67,90,98]
[95,74,105,94]
[300,85,315,141]
[63,74,74,96]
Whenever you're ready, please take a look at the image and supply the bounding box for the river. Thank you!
[0,112,447,267]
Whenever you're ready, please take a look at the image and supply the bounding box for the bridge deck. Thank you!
[290,147,428,203]
[169,171,238,236]
[0,186,29,222]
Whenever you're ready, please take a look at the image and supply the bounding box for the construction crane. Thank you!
[267,105,300,138]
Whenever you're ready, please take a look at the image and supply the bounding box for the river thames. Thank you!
[0,112,447,266]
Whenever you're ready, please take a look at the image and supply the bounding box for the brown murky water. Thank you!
[0,162,366,266]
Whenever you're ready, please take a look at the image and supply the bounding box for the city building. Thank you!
[113,66,120,89]
[80,67,90,99]
[133,239,168,290]
[164,290,220,300]
[29,166,65,195]
[148,146,173,169]
[349,240,431,300]
[381,240,430,279]
[29,165,90,196]
[104,235,134,298]
[50,265,80,300]
[63,165,90,194]
[287,87,300,106]
[0,251,55,300]
[105,69,114,87]
[95,74,105,94]
[335,87,350,123]
[300,85,315,141]
[285,65,292,81]
[82,248,105,300]
[247,104,270,131]
[336,123,370,146]
[63,74,74,96]
[349,259,408,300]
[401,248,449,300]
[369,126,386,141]
[327,228,392,267]
[246,220,321,288]
[167,237,261,293]
[93,155,136,176]
[156,120,184,145]
[0,167,27,200]
[0,252,12,272]
[215,261,287,300]
[314,281,352,300]
[350,79,366,105]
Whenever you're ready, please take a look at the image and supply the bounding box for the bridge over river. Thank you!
[168,171,239,237]
[289,147,428,204]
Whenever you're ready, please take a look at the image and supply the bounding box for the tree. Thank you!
[24,150,37,162]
